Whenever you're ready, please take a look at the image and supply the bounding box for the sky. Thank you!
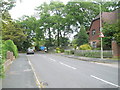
[9,0,70,20]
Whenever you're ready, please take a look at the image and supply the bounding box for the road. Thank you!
[27,53,119,88]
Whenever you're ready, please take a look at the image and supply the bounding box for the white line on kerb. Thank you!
[59,62,77,70]
[49,58,56,62]
[91,75,120,87]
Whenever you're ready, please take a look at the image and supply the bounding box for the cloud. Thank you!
[9,0,69,19]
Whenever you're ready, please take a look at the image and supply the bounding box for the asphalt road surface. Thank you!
[27,53,119,88]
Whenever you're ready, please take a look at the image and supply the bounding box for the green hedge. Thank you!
[65,50,74,55]
[0,40,5,78]
[4,40,18,58]
[0,40,18,78]
[75,50,112,58]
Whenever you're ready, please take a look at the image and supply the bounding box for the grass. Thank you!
[106,57,120,60]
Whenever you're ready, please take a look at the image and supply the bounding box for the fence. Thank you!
[74,50,112,58]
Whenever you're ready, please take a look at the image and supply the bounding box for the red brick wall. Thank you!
[89,19,100,42]
[112,41,120,58]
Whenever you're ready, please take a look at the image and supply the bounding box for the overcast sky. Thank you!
[9,0,70,20]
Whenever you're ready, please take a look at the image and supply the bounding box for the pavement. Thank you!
[27,53,119,88]
[1,54,38,88]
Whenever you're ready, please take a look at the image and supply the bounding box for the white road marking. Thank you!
[59,62,77,70]
[27,57,42,88]
[23,69,32,72]
[49,58,56,62]
[91,75,120,87]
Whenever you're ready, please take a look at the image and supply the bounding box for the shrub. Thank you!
[56,47,65,53]
[70,50,74,54]
[0,40,5,78]
[4,40,18,58]
[65,51,70,54]
[79,44,92,50]
[60,48,64,53]
[73,44,77,50]
[56,47,61,53]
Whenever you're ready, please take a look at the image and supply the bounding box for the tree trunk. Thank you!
[57,29,60,47]
[48,28,52,45]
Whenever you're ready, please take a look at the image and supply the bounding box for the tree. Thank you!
[16,16,42,51]
[2,17,27,51]
[73,25,88,46]
[102,20,120,50]
[114,20,120,45]
[1,0,16,78]
[36,1,66,47]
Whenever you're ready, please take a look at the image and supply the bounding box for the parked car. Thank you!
[27,47,34,54]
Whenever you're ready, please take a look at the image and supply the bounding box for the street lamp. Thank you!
[93,1,103,59]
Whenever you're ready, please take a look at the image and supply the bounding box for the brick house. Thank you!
[88,9,119,48]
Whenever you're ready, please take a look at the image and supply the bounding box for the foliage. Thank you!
[73,25,88,46]
[0,40,5,78]
[65,50,74,55]
[1,0,26,51]
[73,44,77,50]
[114,20,120,45]
[16,16,39,51]
[0,0,17,78]
[79,44,92,50]
[102,22,119,49]
[55,47,65,53]
[0,40,18,78]
[75,50,112,58]
[3,0,119,52]
[2,21,26,51]
[4,40,18,57]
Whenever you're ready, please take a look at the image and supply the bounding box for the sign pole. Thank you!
[99,3,103,59]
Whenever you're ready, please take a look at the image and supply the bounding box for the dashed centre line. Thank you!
[59,62,77,70]
[49,58,56,62]
[91,75,120,88]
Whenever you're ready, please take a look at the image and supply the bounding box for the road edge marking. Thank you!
[26,56,44,88]
[91,75,120,88]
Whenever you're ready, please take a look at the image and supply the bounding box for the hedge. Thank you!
[0,40,18,78]
[4,40,18,58]
[74,50,112,58]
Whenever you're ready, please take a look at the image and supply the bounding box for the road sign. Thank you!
[99,32,104,38]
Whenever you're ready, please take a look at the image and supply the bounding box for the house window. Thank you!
[92,29,96,36]
[92,42,96,48]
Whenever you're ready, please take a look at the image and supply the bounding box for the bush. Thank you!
[56,47,64,53]
[60,48,64,53]
[79,44,92,50]
[56,47,61,53]
[70,50,74,54]
[4,40,18,58]
[0,40,5,78]
[65,51,70,54]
